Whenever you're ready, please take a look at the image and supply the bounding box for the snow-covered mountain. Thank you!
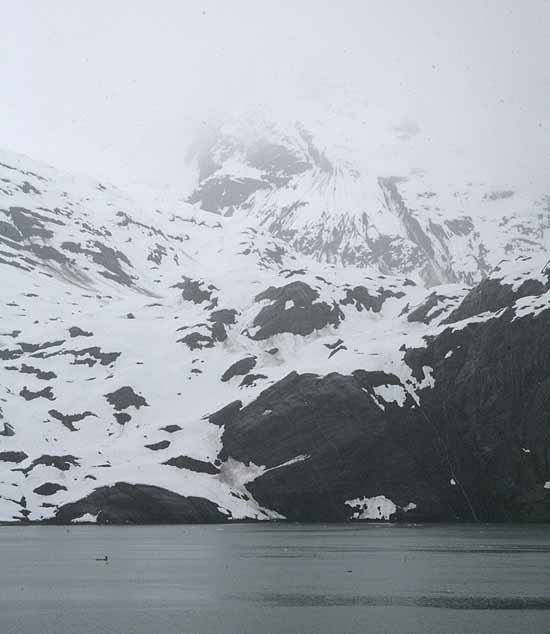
[187,107,550,287]
[1,143,549,524]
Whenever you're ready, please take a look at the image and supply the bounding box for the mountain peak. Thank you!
[187,109,550,286]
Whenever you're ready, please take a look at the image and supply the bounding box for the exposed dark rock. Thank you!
[221,356,257,382]
[147,243,167,265]
[222,370,403,468]
[282,268,306,278]
[89,346,119,366]
[444,277,547,324]
[51,482,228,524]
[116,212,166,238]
[208,400,242,427]
[19,386,55,401]
[177,332,214,350]
[114,412,131,425]
[18,364,57,381]
[0,451,28,464]
[18,455,79,475]
[325,338,344,350]
[0,219,23,241]
[145,440,170,451]
[163,455,220,475]
[61,240,134,287]
[19,181,41,195]
[32,346,120,366]
[68,326,93,338]
[445,217,474,236]
[8,207,53,239]
[0,422,15,437]
[378,177,454,286]
[239,373,268,387]
[220,370,422,521]
[19,339,65,353]
[247,140,311,179]
[256,280,317,306]
[172,277,215,304]
[105,386,148,411]
[188,176,270,214]
[28,244,70,264]
[177,308,235,350]
[209,321,227,342]
[407,292,459,324]
[250,281,343,340]
[48,409,96,432]
[209,309,238,325]
[219,296,550,524]
[33,482,67,496]
[340,286,404,313]
[0,329,21,338]
[160,424,182,433]
[328,345,347,358]
[403,302,550,522]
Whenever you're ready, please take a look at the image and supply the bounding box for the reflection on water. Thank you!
[236,592,550,610]
[1,523,549,634]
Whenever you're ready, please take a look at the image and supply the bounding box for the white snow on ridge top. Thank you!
[487,254,550,291]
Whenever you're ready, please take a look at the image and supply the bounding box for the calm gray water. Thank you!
[1,523,549,634]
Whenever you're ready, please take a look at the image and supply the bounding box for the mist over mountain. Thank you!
[2,2,549,186]
[0,136,549,524]
[186,102,549,286]
[1,2,550,525]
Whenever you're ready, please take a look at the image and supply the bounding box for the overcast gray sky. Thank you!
[2,0,549,186]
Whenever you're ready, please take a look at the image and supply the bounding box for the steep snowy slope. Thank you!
[0,147,433,522]
[1,147,549,523]
[187,109,550,287]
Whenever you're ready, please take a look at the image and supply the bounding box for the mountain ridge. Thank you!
[0,143,549,524]
[187,111,550,286]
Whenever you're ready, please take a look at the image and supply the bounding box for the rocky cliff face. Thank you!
[0,145,549,524]
[221,259,550,522]
[187,113,550,287]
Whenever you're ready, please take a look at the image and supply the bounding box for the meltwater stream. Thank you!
[1,523,549,634]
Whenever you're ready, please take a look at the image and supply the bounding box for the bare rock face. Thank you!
[405,300,550,522]
[443,276,548,324]
[187,115,548,286]
[163,455,220,475]
[221,357,257,382]
[52,483,228,524]
[220,293,550,522]
[104,386,148,411]
[220,370,436,521]
[34,483,67,496]
[0,451,28,464]
[0,144,549,525]
[250,281,343,340]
